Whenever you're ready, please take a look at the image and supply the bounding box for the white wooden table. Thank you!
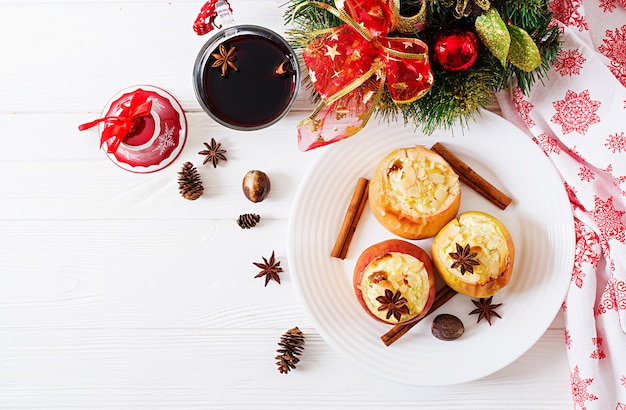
[0,1,574,408]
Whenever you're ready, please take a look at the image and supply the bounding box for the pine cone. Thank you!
[178,161,204,200]
[275,327,305,374]
[237,213,261,229]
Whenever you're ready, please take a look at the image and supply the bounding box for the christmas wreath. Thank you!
[285,0,561,151]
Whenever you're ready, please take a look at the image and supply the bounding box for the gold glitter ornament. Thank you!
[397,0,428,34]
[475,8,510,67]
[507,24,542,72]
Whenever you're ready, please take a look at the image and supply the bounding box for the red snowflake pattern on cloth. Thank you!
[571,365,599,408]
[598,25,626,87]
[579,166,595,182]
[605,131,626,153]
[534,132,562,155]
[498,3,626,406]
[597,276,626,314]
[590,337,607,359]
[614,175,626,197]
[512,87,535,128]
[555,48,587,76]
[551,90,602,135]
[573,217,600,288]
[565,182,586,212]
[598,0,626,13]
[550,0,589,31]
[590,196,626,253]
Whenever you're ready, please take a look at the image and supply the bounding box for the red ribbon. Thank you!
[79,89,153,154]
[296,0,433,151]
[193,0,233,36]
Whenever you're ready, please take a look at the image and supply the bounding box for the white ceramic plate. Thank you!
[287,110,575,386]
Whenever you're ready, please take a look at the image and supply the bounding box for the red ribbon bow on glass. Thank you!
[78,89,153,154]
[296,0,433,151]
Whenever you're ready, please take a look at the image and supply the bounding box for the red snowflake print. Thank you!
[598,25,626,87]
[512,87,536,128]
[562,300,568,311]
[555,48,586,76]
[617,403,626,410]
[621,374,626,388]
[535,132,562,155]
[590,195,626,251]
[570,365,599,409]
[605,131,626,153]
[589,337,606,359]
[565,329,572,348]
[551,90,602,135]
[565,182,586,211]
[578,166,595,182]
[550,0,588,32]
[597,276,626,314]
[614,175,626,197]
[598,0,626,13]
[572,218,600,289]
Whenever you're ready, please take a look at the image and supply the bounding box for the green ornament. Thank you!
[475,7,510,67]
[507,24,542,72]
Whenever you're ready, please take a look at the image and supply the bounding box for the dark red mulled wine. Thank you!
[193,26,300,130]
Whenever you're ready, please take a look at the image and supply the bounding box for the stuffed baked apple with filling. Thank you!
[369,145,461,240]
[432,211,515,298]
[353,239,436,325]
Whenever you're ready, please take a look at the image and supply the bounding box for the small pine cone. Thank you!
[237,213,261,229]
[178,161,204,200]
[275,327,305,374]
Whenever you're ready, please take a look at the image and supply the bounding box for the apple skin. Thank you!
[353,239,437,325]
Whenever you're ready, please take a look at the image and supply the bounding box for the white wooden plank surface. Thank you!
[0,1,574,408]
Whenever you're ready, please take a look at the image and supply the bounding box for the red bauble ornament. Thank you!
[432,28,479,72]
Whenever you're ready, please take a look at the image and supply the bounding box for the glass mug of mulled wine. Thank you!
[192,1,300,130]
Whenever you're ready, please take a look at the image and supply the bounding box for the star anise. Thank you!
[376,289,410,322]
[469,296,502,325]
[253,251,283,286]
[449,243,480,275]
[198,138,227,167]
[211,43,238,77]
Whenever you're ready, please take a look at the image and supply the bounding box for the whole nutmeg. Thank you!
[242,170,271,203]
[431,314,464,341]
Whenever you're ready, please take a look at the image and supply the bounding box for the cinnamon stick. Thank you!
[331,177,370,259]
[381,285,458,346]
[431,142,512,210]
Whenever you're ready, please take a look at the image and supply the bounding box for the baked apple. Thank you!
[432,211,515,298]
[353,239,436,325]
[369,145,461,240]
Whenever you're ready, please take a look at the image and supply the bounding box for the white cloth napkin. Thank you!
[496,1,626,408]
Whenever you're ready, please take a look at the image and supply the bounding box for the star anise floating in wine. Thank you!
[211,43,238,77]
[469,296,502,325]
[376,289,410,322]
[253,251,283,286]
[198,138,227,168]
[449,243,480,275]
